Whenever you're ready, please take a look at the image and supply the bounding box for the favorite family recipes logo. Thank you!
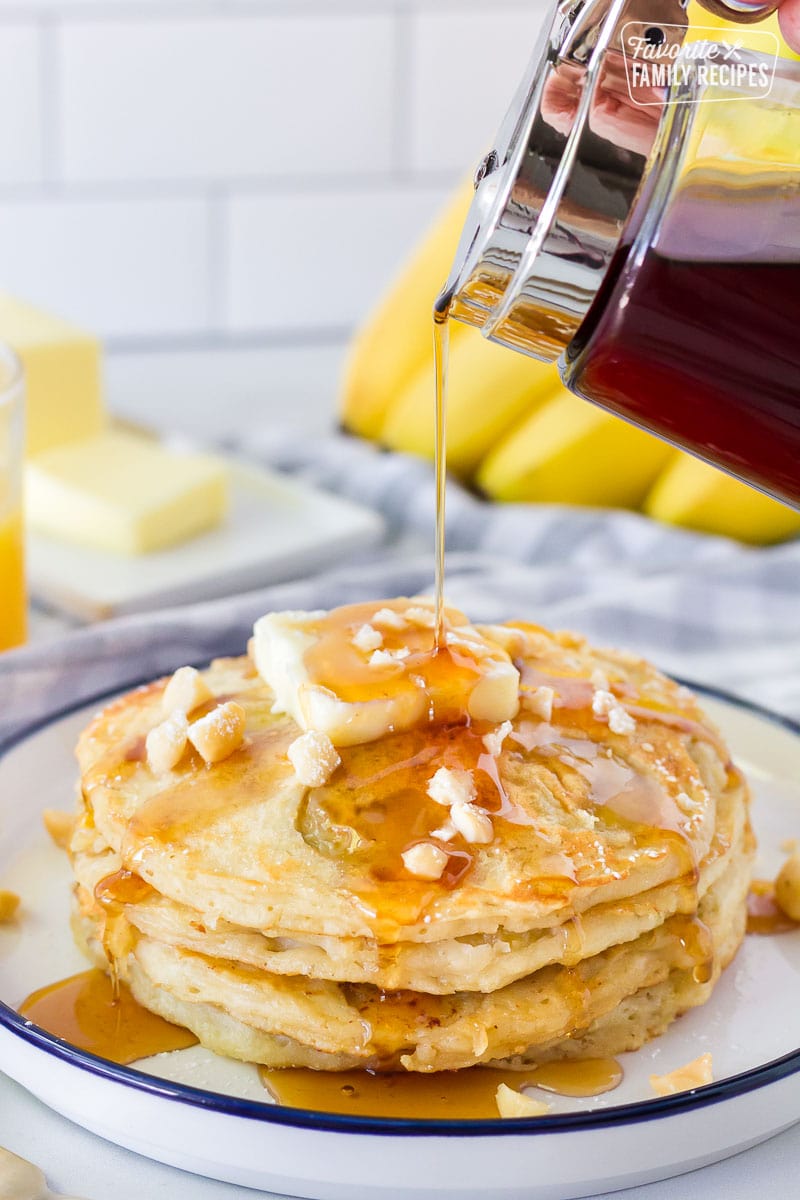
[621,23,779,105]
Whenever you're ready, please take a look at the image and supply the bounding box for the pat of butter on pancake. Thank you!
[253,601,520,748]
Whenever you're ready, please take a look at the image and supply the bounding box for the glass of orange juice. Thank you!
[0,344,25,651]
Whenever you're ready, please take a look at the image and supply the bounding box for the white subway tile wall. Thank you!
[0,0,546,346]
[408,9,542,174]
[224,186,450,334]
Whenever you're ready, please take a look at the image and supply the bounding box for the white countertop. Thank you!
[7,344,800,1200]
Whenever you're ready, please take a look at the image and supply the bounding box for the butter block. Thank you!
[0,293,105,456]
[25,430,228,555]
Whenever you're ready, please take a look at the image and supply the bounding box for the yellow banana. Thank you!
[340,2,798,544]
[340,179,474,439]
[644,453,800,544]
[380,327,563,477]
[476,390,674,508]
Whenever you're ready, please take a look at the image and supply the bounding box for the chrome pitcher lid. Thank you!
[439,0,699,360]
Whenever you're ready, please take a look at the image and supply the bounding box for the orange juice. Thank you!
[0,506,26,651]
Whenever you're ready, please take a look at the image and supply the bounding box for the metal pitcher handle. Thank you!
[693,0,778,23]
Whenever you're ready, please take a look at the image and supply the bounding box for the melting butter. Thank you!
[253,599,520,747]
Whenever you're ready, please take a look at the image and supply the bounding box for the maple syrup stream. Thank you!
[433,296,451,648]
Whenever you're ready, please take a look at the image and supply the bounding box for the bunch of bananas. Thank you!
[340,9,800,546]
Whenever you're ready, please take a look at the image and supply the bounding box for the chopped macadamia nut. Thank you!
[43,808,75,849]
[609,706,636,735]
[0,890,20,922]
[288,730,341,788]
[592,689,615,717]
[427,766,476,808]
[430,818,457,842]
[146,711,189,774]
[775,853,800,921]
[478,623,527,657]
[482,720,512,758]
[188,701,246,765]
[352,623,383,654]
[371,607,408,632]
[496,1084,551,1119]
[369,647,410,669]
[522,686,554,722]
[163,665,213,715]
[592,689,636,735]
[450,801,494,845]
[445,628,486,653]
[402,842,449,881]
[404,605,436,628]
[650,1052,713,1097]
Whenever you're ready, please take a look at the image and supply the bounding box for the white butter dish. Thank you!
[27,460,384,621]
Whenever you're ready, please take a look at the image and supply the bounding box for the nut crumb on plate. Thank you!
[495,1084,551,1118]
[0,890,20,923]
[42,809,75,849]
[775,853,800,921]
[649,1052,713,1096]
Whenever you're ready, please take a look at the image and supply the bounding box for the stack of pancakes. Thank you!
[67,617,752,1073]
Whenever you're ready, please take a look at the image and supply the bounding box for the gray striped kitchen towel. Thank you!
[1,429,798,746]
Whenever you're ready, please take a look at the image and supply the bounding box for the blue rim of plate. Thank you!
[0,674,799,1139]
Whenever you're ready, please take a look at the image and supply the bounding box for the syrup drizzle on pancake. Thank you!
[122,722,295,851]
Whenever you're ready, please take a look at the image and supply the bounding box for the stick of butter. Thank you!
[0,292,104,456]
[25,430,228,555]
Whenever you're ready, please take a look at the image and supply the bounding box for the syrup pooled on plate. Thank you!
[260,1057,622,1119]
[18,969,198,1065]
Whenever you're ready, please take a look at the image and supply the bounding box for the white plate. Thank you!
[27,461,384,620]
[0,683,799,1200]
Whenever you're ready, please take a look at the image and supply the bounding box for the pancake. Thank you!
[63,604,753,1074]
[76,646,726,944]
[71,826,749,1072]
[70,747,746,996]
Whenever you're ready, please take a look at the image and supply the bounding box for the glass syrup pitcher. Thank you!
[439,0,800,507]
